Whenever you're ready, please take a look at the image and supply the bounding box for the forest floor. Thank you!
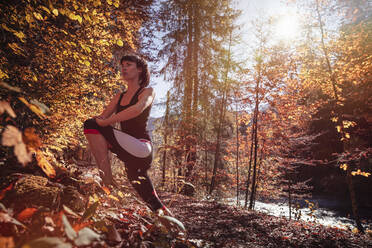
[161,192,372,248]
[1,163,372,248]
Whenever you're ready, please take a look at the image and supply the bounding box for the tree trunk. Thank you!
[235,99,240,206]
[244,125,254,208]
[161,91,170,188]
[249,74,260,210]
[253,139,264,210]
[209,30,233,195]
[288,178,292,220]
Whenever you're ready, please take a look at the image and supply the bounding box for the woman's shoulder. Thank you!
[140,87,154,95]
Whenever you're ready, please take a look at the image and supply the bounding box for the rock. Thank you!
[180,182,195,197]
[62,186,86,213]
[10,175,60,211]
[3,174,86,213]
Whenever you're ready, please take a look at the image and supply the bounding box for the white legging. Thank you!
[113,129,152,158]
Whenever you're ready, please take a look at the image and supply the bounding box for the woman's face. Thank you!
[121,60,142,82]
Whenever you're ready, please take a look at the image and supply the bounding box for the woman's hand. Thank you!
[95,117,110,127]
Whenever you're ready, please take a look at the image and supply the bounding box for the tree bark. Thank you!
[235,98,240,206]
[209,30,232,195]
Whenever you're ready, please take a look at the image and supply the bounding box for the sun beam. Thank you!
[274,11,301,41]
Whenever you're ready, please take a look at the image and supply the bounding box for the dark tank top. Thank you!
[116,87,152,140]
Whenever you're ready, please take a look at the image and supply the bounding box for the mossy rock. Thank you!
[11,175,60,210]
[3,175,86,212]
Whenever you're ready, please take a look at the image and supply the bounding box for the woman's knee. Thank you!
[83,119,100,134]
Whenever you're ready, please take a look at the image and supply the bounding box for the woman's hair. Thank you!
[120,54,150,87]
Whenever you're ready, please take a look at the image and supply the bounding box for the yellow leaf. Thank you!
[35,149,56,178]
[117,191,124,198]
[76,15,82,24]
[0,69,9,79]
[114,1,119,8]
[109,195,119,201]
[340,163,347,171]
[84,61,90,66]
[89,194,100,205]
[25,14,33,23]
[107,0,112,5]
[33,12,44,21]
[93,0,101,7]
[33,75,38,81]
[336,126,341,133]
[18,97,47,119]
[69,13,77,20]
[14,31,26,40]
[117,39,123,47]
[41,6,51,14]
[8,43,24,55]
[52,9,59,16]
[345,133,350,139]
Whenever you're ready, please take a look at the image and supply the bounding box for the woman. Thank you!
[83,54,168,214]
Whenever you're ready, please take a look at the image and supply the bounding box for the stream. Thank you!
[226,197,372,230]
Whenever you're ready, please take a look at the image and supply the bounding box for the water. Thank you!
[226,198,372,230]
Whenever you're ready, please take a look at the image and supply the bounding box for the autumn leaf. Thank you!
[1,125,32,165]
[76,15,83,24]
[52,9,59,16]
[117,39,123,46]
[102,186,110,195]
[108,195,119,201]
[73,221,92,232]
[0,182,14,201]
[35,149,56,178]
[23,128,42,150]
[33,12,44,21]
[18,97,47,119]
[0,69,9,79]
[16,208,38,222]
[0,212,25,227]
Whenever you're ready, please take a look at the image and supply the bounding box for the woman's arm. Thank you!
[95,92,121,119]
[96,88,154,126]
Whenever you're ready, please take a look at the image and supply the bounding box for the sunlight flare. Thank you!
[274,11,301,41]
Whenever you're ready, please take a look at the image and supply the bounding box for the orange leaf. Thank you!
[102,186,110,195]
[35,149,56,178]
[73,221,92,232]
[23,128,42,150]
[16,208,38,221]
[0,182,14,201]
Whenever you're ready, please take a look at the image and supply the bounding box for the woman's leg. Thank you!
[83,119,113,185]
[126,164,164,212]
